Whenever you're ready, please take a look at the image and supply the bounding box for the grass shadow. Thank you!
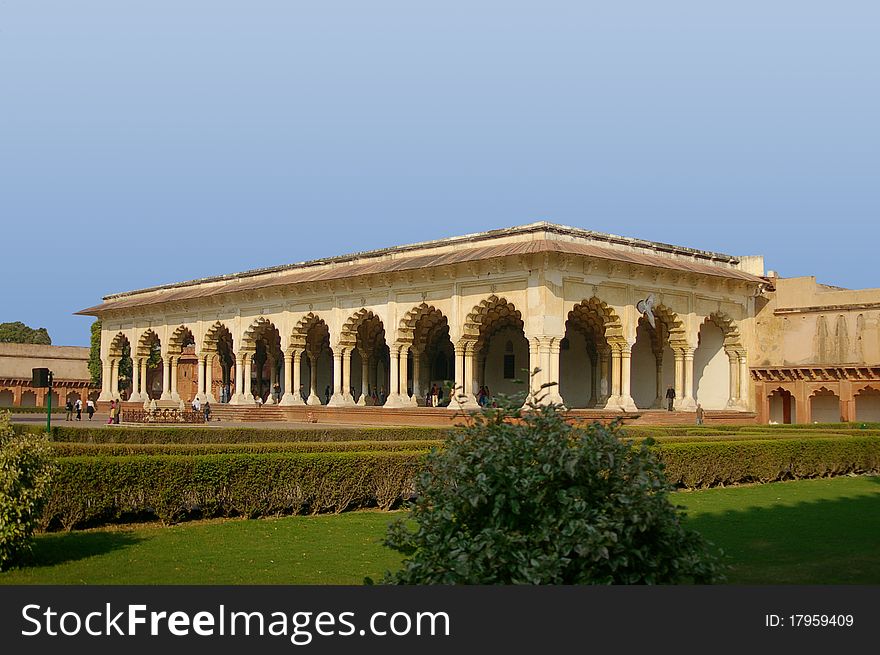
[19,530,145,570]
[683,488,880,584]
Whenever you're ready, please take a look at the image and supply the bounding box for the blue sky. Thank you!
[2,1,878,346]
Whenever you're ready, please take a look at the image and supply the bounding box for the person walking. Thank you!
[107,400,115,424]
[203,401,211,422]
[86,399,95,420]
[665,386,676,411]
[65,399,73,421]
[696,403,705,426]
[75,398,82,421]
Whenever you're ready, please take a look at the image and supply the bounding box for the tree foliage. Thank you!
[0,412,55,570]
[382,377,724,584]
[0,321,51,345]
[88,320,102,385]
[89,320,132,388]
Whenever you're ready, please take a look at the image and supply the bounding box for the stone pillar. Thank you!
[170,356,180,401]
[739,354,750,411]
[328,351,345,406]
[130,358,141,402]
[230,354,245,404]
[205,354,216,403]
[618,345,637,411]
[588,353,599,408]
[280,351,296,405]
[449,344,469,409]
[726,351,740,408]
[98,359,113,401]
[139,357,148,401]
[384,346,404,407]
[598,348,610,405]
[243,354,253,401]
[546,339,564,405]
[399,346,410,403]
[673,349,684,410]
[680,347,696,410]
[605,345,622,409]
[411,349,422,406]
[108,359,119,400]
[307,353,321,405]
[357,350,370,406]
[161,357,172,400]
[342,349,354,403]
[196,356,207,403]
[267,356,278,404]
[526,339,540,402]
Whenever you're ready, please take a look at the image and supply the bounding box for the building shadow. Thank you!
[22,531,144,569]
[682,486,880,584]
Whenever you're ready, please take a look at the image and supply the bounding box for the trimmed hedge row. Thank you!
[13,424,448,444]
[43,451,426,529]
[2,407,65,414]
[49,440,441,457]
[639,430,880,444]
[41,436,880,529]
[657,437,880,488]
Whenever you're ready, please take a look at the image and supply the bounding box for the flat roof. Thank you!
[78,222,764,316]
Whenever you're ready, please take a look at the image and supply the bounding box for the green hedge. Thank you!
[13,424,447,444]
[657,437,880,488]
[40,436,880,529]
[49,440,441,457]
[43,451,427,529]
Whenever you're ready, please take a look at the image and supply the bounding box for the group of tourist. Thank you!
[64,397,95,421]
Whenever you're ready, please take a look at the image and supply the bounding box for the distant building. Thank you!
[751,276,880,423]
[0,343,97,408]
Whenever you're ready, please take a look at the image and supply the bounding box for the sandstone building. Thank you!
[78,223,765,418]
[0,343,96,408]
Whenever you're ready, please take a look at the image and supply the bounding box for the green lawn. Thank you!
[2,476,878,584]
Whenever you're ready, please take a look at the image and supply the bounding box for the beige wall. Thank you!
[0,343,91,381]
[753,276,880,367]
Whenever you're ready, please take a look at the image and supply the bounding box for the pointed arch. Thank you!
[168,325,196,354]
[108,332,131,358]
[461,295,524,350]
[136,329,161,357]
[241,317,280,352]
[290,313,330,352]
[202,321,234,353]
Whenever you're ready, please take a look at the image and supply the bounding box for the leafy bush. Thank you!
[13,424,446,444]
[42,451,426,529]
[0,412,54,569]
[49,440,440,457]
[657,437,880,487]
[383,388,724,584]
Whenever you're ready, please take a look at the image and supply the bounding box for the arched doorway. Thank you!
[241,318,283,404]
[20,390,37,407]
[810,388,841,423]
[340,309,390,406]
[0,389,13,406]
[399,304,454,406]
[108,332,133,400]
[630,305,684,410]
[768,387,796,424]
[136,330,163,400]
[290,314,332,406]
[168,326,197,403]
[694,313,743,410]
[854,387,880,422]
[561,298,623,408]
[461,296,528,405]
[203,322,235,403]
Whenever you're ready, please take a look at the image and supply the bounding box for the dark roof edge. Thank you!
[100,221,745,302]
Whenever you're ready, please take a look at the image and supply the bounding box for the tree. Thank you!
[89,320,133,390]
[88,320,102,385]
[0,412,55,570]
[382,377,724,584]
[0,322,51,345]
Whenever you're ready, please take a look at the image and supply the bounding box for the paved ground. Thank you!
[9,413,416,430]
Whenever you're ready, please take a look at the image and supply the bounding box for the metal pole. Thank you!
[46,371,53,434]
